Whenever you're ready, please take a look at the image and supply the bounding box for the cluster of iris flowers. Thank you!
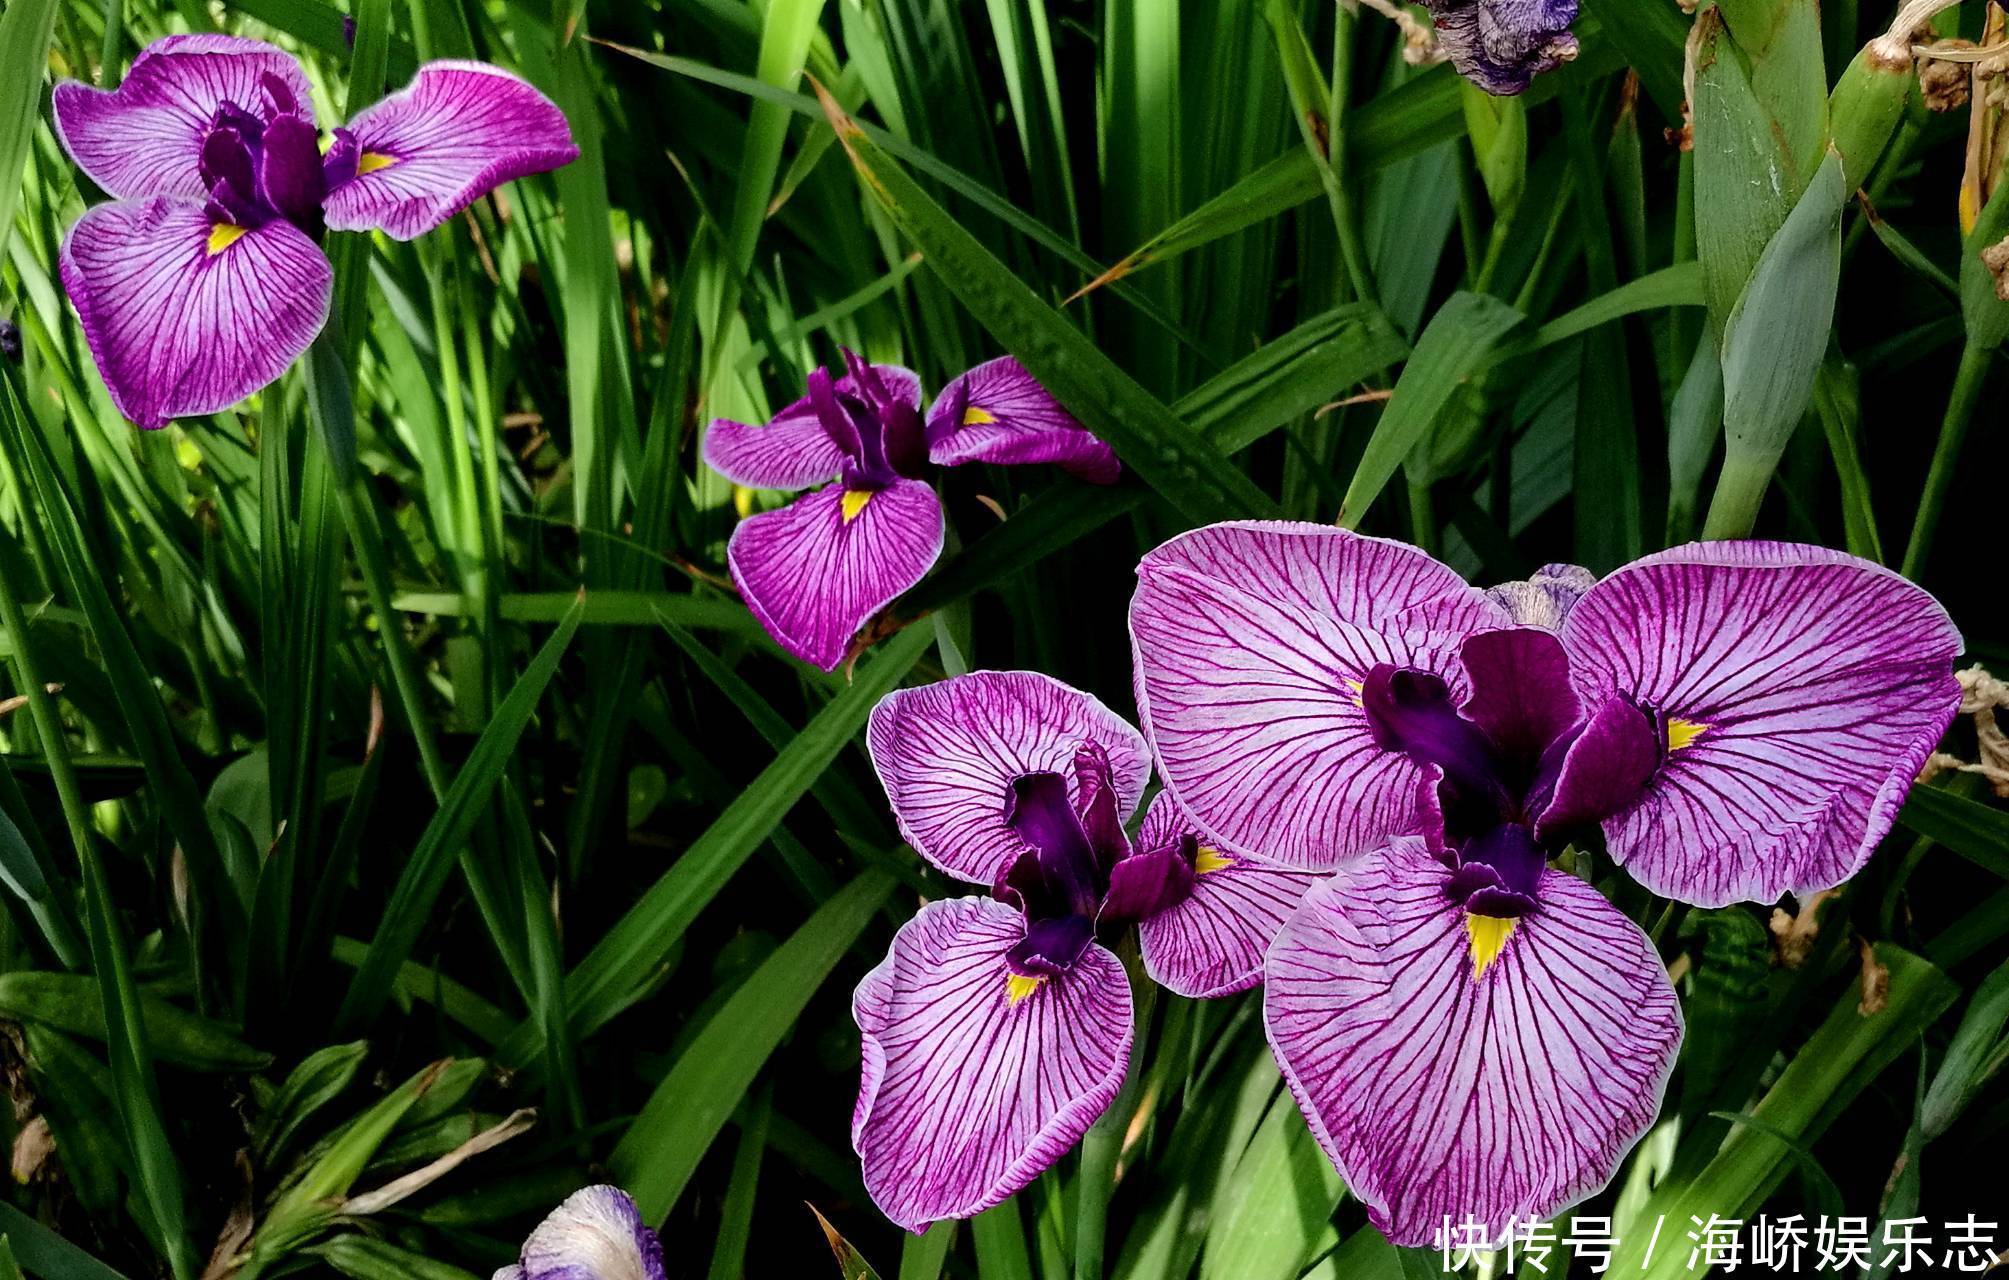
[703,362,1964,1248]
[51,27,1965,1278]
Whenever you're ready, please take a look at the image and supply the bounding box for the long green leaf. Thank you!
[336,598,585,1030]
[1341,292,1522,526]
[611,870,894,1222]
[498,623,932,1066]
[814,82,1278,525]
[0,0,57,266]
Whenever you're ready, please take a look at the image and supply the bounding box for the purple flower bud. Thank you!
[0,319,19,363]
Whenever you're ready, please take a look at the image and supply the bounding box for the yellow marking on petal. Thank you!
[1345,677,1364,707]
[1194,846,1237,875]
[1665,716,1709,752]
[840,488,874,523]
[357,150,399,175]
[1466,913,1517,981]
[1005,973,1044,1006]
[962,405,997,426]
[206,223,248,256]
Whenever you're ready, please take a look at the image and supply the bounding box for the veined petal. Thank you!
[1131,530,1502,871]
[703,411,846,491]
[1560,541,1963,906]
[510,1184,666,1280]
[867,671,1150,884]
[1134,794,1320,999]
[322,61,578,240]
[1264,838,1681,1247]
[926,356,1119,483]
[54,35,314,200]
[854,897,1132,1232]
[725,478,944,671]
[60,197,330,428]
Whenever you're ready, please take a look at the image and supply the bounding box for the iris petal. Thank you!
[1560,540,1962,906]
[1133,794,1320,998]
[322,61,578,240]
[53,35,315,201]
[1264,837,1681,1247]
[866,671,1150,885]
[59,196,330,427]
[1130,522,1505,870]
[724,477,943,671]
[925,356,1119,483]
[854,897,1131,1232]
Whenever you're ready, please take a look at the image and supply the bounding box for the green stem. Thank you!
[1699,448,1781,541]
[1902,341,1993,578]
[1074,938,1154,1280]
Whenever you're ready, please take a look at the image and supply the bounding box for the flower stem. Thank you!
[1074,938,1154,1280]
[1901,341,1994,579]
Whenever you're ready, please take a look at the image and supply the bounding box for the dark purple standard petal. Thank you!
[866,671,1150,885]
[1536,694,1661,839]
[1560,541,1963,906]
[501,1184,666,1280]
[854,897,1131,1232]
[60,197,330,427]
[724,477,943,671]
[926,356,1120,484]
[1264,837,1681,1247]
[1003,772,1106,921]
[1130,522,1507,871]
[53,35,315,201]
[322,61,578,241]
[1427,0,1580,96]
[1131,794,1322,999]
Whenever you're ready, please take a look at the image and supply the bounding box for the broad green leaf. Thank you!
[1897,784,2009,880]
[1961,177,2009,349]
[0,973,269,1071]
[1342,292,1523,526]
[1198,1088,1345,1280]
[1612,945,1958,1278]
[1919,960,2009,1138]
[612,871,895,1222]
[813,83,1278,525]
[254,1040,371,1166]
[1703,148,1846,539]
[0,1204,132,1280]
[311,1236,480,1280]
[1690,7,1801,333]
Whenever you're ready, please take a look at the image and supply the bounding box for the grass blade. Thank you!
[336,597,585,1030]
[611,870,895,1222]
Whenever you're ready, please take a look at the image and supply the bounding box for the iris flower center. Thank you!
[993,744,1198,978]
[1359,635,1660,920]
[195,73,340,239]
[810,350,927,493]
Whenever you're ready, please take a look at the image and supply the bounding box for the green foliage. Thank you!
[0,0,2002,1276]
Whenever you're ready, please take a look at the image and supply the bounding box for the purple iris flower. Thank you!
[854,671,1319,1231]
[1426,0,1580,95]
[1128,522,1963,1244]
[703,354,1119,671]
[53,36,578,429]
[491,1184,664,1280]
